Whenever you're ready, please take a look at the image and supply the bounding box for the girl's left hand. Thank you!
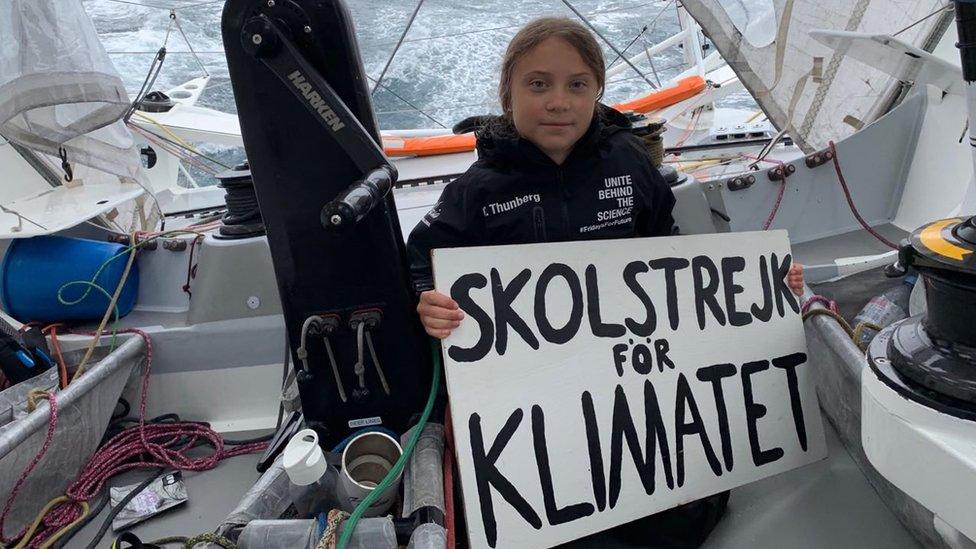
[787,263,804,296]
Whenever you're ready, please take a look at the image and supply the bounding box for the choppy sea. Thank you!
[81,0,752,181]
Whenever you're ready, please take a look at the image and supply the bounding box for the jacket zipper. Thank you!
[557,167,570,240]
[533,206,547,242]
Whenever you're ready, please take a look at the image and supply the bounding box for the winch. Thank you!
[868,216,976,419]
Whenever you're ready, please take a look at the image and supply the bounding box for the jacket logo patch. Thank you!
[482,194,541,217]
[422,201,443,226]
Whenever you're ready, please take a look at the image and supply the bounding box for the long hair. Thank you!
[484,17,605,138]
[498,17,606,116]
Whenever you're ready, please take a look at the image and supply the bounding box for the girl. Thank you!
[407,18,803,337]
[406,17,803,548]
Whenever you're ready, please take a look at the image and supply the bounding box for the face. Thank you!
[508,37,601,165]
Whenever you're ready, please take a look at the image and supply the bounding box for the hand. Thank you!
[417,290,465,339]
[787,263,804,296]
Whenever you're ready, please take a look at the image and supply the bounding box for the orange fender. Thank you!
[382,76,707,157]
[383,133,477,157]
[611,75,706,114]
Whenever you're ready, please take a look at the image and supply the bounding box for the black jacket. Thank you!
[407,107,676,291]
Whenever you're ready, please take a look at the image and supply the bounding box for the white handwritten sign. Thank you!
[432,231,826,549]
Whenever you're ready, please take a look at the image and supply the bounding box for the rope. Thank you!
[827,142,899,249]
[2,325,268,548]
[64,331,267,500]
[741,155,790,231]
[802,306,855,340]
[184,533,236,548]
[762,175,788,231]
[70,233,139,383]
[41,325,68,389]
[801,294,838,315]
[0,393,58,547]
[146,535,190,546]
[852,321,883,349]
[129,125,221,177]
[124,46,168,123]
[182,235,204,297]
[130,113,232,170]
[443,407,456,549]
[800,294,884,349]
[316,510,350,549]
[84,469,164,549]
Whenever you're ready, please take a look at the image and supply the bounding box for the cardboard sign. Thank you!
[432,231,827,549]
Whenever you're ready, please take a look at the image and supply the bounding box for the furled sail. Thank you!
[681,0,952,152]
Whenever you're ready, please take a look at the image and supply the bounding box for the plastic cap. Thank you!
[283,428,328,486]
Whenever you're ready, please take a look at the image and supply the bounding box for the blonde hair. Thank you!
[498,17,606,115]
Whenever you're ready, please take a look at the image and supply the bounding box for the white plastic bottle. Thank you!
[283,428,338,518]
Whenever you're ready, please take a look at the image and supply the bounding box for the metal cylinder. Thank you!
[337,431,403,516]
[956,1,976,82]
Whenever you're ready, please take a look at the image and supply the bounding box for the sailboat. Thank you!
[0,0,973,547]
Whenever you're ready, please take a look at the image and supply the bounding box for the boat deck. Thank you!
[66,418,920,548]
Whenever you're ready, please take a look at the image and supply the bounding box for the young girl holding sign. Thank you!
[406,17,804,547]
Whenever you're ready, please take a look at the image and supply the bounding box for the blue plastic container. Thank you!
[1,235,140,323]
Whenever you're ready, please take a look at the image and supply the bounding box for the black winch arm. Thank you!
[223,0,431,446]
[242,14,396,229]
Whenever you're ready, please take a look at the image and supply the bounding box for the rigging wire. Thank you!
[607,25,649,70]
[561,0,658,89]
[372,0,425,94]
[170,10,211,77]
[362,0,665,48]
[368,76,447,128]
[893,4,953,36]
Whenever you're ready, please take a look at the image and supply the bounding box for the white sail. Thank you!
[0,0,142,179]
[681,0,952,152]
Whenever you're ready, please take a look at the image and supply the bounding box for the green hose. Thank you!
[335,339,442,549]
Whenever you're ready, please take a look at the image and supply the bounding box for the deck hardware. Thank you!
[804,148,835,168]
[727,174,756,192]
[768,164,796,182]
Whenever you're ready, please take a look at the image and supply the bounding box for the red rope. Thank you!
[443,406,456,549]
[801,294,839,315]
[742,155,789,231]
[42,324,69,389]
[827,141,898,249]
[2,328,269,547]
[0,393,57,545]
[182,234,204,297]
[762,172,788,231]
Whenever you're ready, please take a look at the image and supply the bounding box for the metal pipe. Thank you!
[677,5,706,77]
[605,28,692,78]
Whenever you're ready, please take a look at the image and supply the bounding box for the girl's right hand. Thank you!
[417,290,465,339]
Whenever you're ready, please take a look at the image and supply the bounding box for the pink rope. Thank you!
[827,141,899,250]
[0,393,58,544]
[2,328,268,547]
[802,294,839,314]
[742,155,790,231]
